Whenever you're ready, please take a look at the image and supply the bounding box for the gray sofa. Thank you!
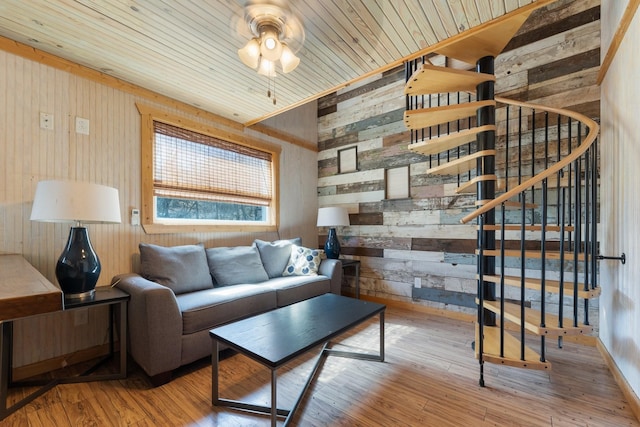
[112,238,342,386]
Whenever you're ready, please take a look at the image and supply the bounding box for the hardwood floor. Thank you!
[4,306,639,426]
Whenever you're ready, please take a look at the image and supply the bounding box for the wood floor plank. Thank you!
[2,306,638,426]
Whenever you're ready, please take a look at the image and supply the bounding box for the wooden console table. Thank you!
[0,254,63,322]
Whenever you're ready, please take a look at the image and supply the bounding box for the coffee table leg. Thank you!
[379,310,385,362]
[211,339,219,405]
[271,368,277,427]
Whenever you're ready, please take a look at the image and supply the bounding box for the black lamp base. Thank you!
[56,226,100,300]
[324,227,341,259]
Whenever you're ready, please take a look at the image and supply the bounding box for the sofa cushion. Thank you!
[265,275,331,307]
[176,285,277,334]
[282,245,321,276]
[254,238,302,278]
[139,243,213,295]
[206,246,269,286]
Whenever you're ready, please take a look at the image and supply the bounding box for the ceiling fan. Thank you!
[234,0,305,104]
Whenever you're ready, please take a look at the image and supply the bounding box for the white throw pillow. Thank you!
[282,245,321,276]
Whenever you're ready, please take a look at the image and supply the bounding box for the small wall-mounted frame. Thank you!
[385,166,410,199]
[338,146,358,173]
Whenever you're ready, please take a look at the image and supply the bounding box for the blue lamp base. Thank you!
[324,227,341,259]
[56,226,100,300]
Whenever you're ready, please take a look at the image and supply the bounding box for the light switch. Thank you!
[75,117,90,135]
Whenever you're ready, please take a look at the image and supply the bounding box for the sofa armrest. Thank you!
[318,259,342,295]
[111,273,182,377]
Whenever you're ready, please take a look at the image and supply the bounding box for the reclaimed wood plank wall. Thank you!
[317,0,601,319]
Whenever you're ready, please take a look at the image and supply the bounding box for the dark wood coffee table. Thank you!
[209,293,385,426]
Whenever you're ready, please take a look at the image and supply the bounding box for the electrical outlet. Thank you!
[75,117,90,135]
[414,277,421,288]
[40,112,54,130]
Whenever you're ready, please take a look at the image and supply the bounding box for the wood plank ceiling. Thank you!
[0,1,538,125]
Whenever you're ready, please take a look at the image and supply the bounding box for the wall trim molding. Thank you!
[597,0,640,85]
[12,343,111,382]
[597,338,640,422]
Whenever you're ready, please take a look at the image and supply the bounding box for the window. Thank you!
[138,104,280,233]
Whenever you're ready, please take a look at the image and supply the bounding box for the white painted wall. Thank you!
[0,47,319,366]
[600,0,640,398]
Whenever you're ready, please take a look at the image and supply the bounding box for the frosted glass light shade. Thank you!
[280,44,300,73]
[30,180,121,224]
[238,38,260,69]
[259,27,283,61]
[257,58,275,77]
[317,207,350,227]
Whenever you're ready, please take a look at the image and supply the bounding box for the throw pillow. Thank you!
[205,246,269,286]
[282,245,321,276]
[254,237,302,278]
[139,243,213,295]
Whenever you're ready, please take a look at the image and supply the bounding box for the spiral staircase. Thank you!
[403,7,601,385]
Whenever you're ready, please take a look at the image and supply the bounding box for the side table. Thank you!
[0,286,129,420]
[340,259,361,299]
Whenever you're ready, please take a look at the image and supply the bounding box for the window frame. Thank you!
[137,104,280,234]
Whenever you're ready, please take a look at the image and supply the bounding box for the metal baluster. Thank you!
[531,109,536,225]
[592,137,598,289]
[478,214,485,387]
[582,125,590,326]
[540,179,547,362]
[520,196,526,361]
[500,203,506,358]
[559,186,566,349]
[573,153,581,328]
[556,115,561,225]
[505,106,510,192]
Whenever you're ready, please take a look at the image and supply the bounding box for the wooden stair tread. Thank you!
[436,10,533,64]
[404,64,496,95]
[408,125,496,155]
[480,224,576,232]
[480,274,601,299]
[477,249,586,261]
[404,100,496,130]
[475,199,537,209]
[476,325,550,371]
[479,299,594,336]
[427,150,496,176]
[497,175,583,191]
[456,175,497,194]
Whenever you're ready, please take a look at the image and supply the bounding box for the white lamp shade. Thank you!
[238,38,260,69]
[280,44,300,73]
[317,207,350,227]
[30,180,121,224]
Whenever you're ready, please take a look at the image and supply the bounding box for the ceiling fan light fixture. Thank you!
[238,38,260,69]
[257,58,275,77]
[238,3,304,73]
[259,25,283,62]
[279,43,299,73]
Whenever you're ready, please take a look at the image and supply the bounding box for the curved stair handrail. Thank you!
[460,96,599,224]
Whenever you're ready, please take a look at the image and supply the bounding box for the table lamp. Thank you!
[30,180,121,300]
[316,207,350,259]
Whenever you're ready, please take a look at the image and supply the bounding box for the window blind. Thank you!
[153,121,272,206]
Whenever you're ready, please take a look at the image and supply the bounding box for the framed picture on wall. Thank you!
[385,166,410,199]
[338,146,358,173]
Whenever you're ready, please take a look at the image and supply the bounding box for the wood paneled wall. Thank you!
[599,0,640,404]
[317,0,601,317]
[0,48,318,368]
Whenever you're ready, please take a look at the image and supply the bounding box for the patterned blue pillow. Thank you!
[282,245,321,276]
